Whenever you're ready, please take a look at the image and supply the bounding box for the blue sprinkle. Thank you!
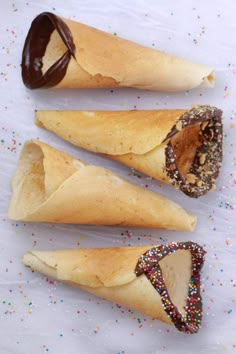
[227,309,232,314]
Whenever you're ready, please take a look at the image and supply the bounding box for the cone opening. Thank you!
[170,124,202,178]
[165,106,223,198]
[12,142,46,219]
[135,242,206,334]
[22,12,75,89]
[8,140,85,220]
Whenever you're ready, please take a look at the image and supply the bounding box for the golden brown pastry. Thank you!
[22,12,214,91]
[8,140,196,230]
[36,105,223,198]
[22,241,206,334]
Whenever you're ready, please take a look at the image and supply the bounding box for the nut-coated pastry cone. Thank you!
[8,140,196,230]
[22,12,214,91]
[36,105,223,198]
[22,241,206,334]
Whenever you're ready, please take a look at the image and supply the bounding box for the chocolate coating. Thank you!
[22,12,75,89]
[163,106,223,198]
[135,241,206,334]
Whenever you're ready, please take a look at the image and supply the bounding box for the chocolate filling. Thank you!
[135,241,206,334]
[22,12,75,89]
[163,106,223,198]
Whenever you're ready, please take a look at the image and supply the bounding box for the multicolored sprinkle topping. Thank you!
[135,241,206,334]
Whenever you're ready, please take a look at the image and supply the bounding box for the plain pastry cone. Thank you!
[22,242,206,333]
[22,12,214,91]
[8,140,196,230]
[36,105,223,198]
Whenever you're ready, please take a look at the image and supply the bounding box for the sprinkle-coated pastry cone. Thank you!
[36,105,223,198]
[22,12,214,91]
[8,140,196,230]
[22,242,206,334]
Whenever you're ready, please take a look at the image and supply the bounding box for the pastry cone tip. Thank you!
[202,70,215,87]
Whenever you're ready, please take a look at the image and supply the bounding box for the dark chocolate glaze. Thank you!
[21,12,75,89]
[163,106,223,198]
[135,241,206,334]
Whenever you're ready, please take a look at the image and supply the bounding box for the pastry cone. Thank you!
[8,140,196,230]
[22,12,214,91]
[22,241,206,334]
[36,105,223,198]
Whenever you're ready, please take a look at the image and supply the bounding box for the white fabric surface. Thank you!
[0,0,235,353]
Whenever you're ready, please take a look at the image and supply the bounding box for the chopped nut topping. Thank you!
[199,154,206,165]
[165,105,223,198]
[201,121,209,130]
[209,129,214,140]
[175,120,182,131]
[186,173,197,184]
[197,180,203,187]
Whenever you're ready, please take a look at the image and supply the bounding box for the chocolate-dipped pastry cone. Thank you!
[36,105,223,198]
[22,241,206,334]
[8,140,196,230]
[22,12,214,91]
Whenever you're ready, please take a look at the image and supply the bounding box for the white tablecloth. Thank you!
[0,0,235,353]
